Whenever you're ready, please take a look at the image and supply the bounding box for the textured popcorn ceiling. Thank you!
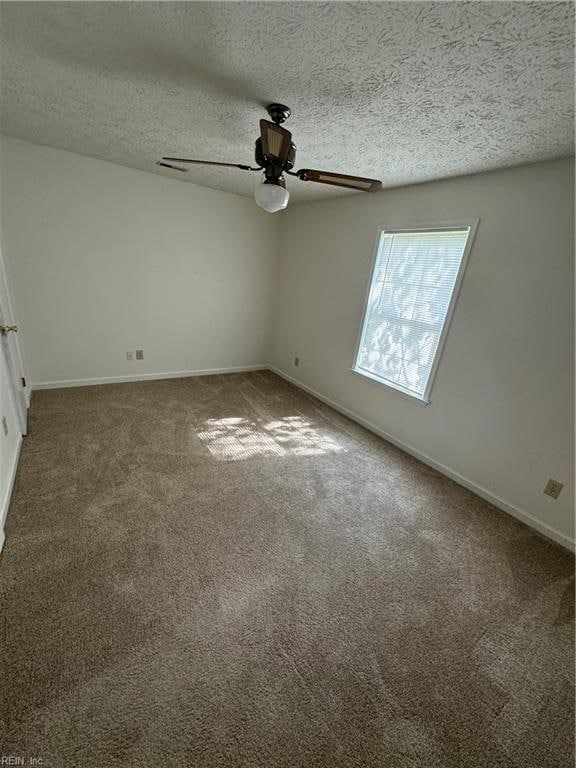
[0,2,573,203]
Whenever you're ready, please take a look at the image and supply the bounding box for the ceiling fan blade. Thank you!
[162,157,255,171]
[296,169,382,192]
[156,161,188,172]
[259,120,292,164]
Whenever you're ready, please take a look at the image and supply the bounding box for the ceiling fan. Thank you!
[160,103,382,213]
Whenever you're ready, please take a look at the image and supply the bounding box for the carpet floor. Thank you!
[0,371,573,768]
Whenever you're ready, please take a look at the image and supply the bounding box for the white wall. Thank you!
[270,158,575,548]
[0,136,278,385]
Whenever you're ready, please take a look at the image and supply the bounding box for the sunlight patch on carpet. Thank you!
[196,415,345,461]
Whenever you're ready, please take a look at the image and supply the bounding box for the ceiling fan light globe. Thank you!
[254,180,289,213]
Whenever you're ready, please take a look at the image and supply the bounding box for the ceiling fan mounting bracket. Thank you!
[266,103,291,125]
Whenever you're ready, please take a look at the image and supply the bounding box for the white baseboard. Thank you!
[269,366,575,553]
[32,365,268,391]
[0,432,22,554]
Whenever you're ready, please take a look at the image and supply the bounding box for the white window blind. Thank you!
[354,226,473,401]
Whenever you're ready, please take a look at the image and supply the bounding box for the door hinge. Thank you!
[21,376,26,388]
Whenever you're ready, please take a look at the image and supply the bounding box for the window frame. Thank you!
[351,219,479,405]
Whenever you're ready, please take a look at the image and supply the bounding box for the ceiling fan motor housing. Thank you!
[255,137,296,181]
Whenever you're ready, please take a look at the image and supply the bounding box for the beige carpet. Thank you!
[0,371,573,768]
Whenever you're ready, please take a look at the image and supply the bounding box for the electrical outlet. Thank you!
[544,479,564,499]
[2,416,7,436]
[135,349,144,360]
[294,357,299,367]
[126,351,135,361]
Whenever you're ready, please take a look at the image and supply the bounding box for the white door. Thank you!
[0,249,27,435]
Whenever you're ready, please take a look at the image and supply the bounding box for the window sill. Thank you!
[350,367,431,406]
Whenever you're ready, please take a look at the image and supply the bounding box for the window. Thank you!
[353,223,477,403]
